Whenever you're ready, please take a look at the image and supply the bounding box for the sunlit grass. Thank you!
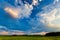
[0,35,60,40]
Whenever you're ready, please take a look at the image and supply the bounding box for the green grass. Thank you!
[0,36,60,40]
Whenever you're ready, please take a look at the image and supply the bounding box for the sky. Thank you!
[0,0,60,35]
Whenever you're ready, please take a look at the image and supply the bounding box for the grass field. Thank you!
[0,36,60,40]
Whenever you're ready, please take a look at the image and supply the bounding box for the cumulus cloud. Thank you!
[32,0,39,5]
[3,0,33,18]
[36,1,60,32]
[5,0,40,19]
[4,7,19,18]
[1,0,60,34]
[15,0,24,6]
[53,0,59,4]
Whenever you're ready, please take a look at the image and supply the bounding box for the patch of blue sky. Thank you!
[0,0,57,33]
[30,0,54,18]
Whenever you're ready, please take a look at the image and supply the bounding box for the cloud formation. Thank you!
[0,25,25,35]
[9,30,25,35]
[4,0,33,18]
[0,31,25,35]
[29,31,48,35]
[4,0,40,18]
[0,31,9,35]
[36,1,60,32]
[1,0,59,34]
[32,0,39,5]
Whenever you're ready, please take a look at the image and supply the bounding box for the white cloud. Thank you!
[0,25,25,35]
[27,31,48,35]
[53,0,59,4]
[9,30,25,35]
[4,0,33,19]
[0,31,25,35]
[0,25,8,30]
[15,0,24,6]
[0,31,9,35]
[0,29,25,35]
[32,0,39,5]
[36,1,60,32]
[39,0,42,2]
[40,9,60,27]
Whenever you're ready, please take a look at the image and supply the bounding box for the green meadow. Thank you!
[0,36,60,40]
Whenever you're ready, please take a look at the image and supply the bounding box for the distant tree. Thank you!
[45,32,60,36]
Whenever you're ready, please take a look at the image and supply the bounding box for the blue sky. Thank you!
[0,0,60,35]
